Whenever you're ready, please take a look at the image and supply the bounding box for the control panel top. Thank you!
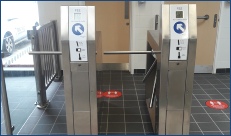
[68,6,88,62]
[169,4,189,61]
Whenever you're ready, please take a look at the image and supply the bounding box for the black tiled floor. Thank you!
[197,122,220,131]
[107,123,125,132]
[1,72,230,135]
[192,114,213,122]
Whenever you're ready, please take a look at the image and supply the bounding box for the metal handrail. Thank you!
[197,15,209,20]
[104,51,161,54]
[29,51,62,55]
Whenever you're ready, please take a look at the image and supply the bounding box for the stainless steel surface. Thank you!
[31,25,48,108]
[166,110,184,134]
[1,62,13,135]
[149,72,157,108]
[143,59,157,82]
[60,6,69,41]
[145,4,197,135]
[183,4,197,134]
[61,6,97,134]
[61,40,74,134]
[104,51,161,54]
[29,51,62,55]
[147,31,161,70]
[197,14,209,20]
[87,6,95,41]
[87,7,97,134]
[158,4,170,134]
[168,61,187,70]
[167,70,186,110]
[74,111,91,134]
[71,62,90,112]
[96,63,129,71]
[53,20,62,81]
[88,41,98,134]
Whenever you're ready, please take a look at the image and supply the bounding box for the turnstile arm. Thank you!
[104,51,161,54]
[29,51,62,55]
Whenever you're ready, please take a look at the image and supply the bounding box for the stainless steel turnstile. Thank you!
[144,4,197,134]
[105,4,197,135]
[60,6,97,134]
[28,6,97,135]
[30,4,197,135]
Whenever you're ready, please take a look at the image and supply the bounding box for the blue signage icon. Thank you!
[72,23,84,35]
[173,21,186,34]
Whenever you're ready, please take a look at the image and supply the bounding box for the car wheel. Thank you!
[3,33,15,55]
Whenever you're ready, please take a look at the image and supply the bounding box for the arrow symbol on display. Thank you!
[177,24,184,32]
[210,101,214,105]
[217,101,221,105]
[75,25,83,34]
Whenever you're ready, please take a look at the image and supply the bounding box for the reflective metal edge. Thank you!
[96,63,129,71]
[60,6,69,41]
[158,4,170,134]
[87,6,97,134]
[61,40,74,134]
[87,6,95,41]
[147,31,161,63]
[183,4,197,134]
[88,41,98,134]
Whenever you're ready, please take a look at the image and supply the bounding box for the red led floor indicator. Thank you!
[206,100,228,110]
[103,90,122,98]
[97,91,104,98]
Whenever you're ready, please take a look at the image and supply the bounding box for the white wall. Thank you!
[130,1,161,74]
[213,2,230,73]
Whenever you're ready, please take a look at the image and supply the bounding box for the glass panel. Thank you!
[1,1,39,135]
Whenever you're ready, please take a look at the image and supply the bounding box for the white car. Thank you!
[1,18,28,55]
[1,18,39,56]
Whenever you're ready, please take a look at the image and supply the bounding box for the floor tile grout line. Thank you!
[210,78,230,103]
[194,81,225,135]
[105,71,111,135]
[1,100,21,125]
[16,105,39,135]
[190,113,230,115]
[49,102,65,134]
[2,97,23,125]
[132,75,145,134]
[195,80,230,121]
[190,114,204,135]
[28,82,62,135]
[121,71,127,135]
[15,82,59,135]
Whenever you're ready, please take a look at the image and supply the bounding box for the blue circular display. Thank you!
[173,21,186,34]
[72,23,84,35]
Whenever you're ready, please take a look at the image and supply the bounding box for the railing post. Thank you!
[1,61,14,134]
[52,20,62,81]
[31,26,49,108]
